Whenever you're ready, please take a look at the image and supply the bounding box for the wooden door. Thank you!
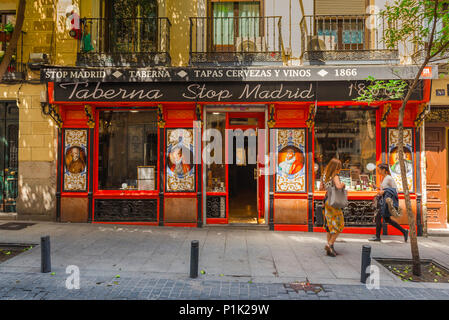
[425,127,448,229]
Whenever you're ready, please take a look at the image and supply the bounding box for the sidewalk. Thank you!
[0,220,449,299]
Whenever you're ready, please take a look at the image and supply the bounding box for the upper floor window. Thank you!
[104,0,158,52]
[316,17,365,51]
[0,11,15,25]
[211,0,261,49]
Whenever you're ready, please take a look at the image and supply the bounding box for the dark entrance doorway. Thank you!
[226,112,264,224]
[228,133,258,223]
[0,101,19,212]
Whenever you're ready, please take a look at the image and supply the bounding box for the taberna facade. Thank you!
[41,65,434,235]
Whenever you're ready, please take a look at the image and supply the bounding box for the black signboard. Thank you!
[41,65,437,83]
[53,80,423,103]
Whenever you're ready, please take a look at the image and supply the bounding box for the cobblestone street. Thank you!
[1,270,449,300]
[1,222,449,300]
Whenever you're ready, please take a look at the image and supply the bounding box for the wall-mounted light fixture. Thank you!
[28,53,49,70]
[40,90,63,128]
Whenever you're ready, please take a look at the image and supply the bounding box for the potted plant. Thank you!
[0,23,14,42]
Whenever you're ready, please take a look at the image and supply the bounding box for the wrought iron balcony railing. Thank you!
[1,31,26,82]
[77,17,171,67]
[190,16,284,66]
[300,14,398,63]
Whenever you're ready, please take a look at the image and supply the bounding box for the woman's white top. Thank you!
[381,175,397,191]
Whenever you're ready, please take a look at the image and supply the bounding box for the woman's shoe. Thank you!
[403,230,409,242]
[368,237,381,242]
[330,245,337,256]
[325,244,333,256]
[325,244,336,257]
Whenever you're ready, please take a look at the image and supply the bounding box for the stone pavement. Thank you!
[1,270,449,300]
[0,220,449,300]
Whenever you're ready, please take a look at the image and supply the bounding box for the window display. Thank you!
[314,107,376,191]
[98,110,158,190]
[388,128,414,192]
[206,112,226,193]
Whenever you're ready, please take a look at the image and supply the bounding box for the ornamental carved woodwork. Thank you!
[206,196,226,218]
[314,200,376,227]
[94,199,158,222]
[425,108,449,123]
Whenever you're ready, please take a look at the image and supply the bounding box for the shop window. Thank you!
[98,110,158,190]
[314,107,377,191]
[206,112,226,192]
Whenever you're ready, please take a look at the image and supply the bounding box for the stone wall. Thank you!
[0,84,57,220]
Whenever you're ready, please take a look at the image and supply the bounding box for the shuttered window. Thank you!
[315,0,366,15]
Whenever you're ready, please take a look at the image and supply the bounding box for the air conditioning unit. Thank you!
[307,35,336,51]
[235,36,266,52]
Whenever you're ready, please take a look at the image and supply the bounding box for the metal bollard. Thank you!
[360,245,371,283]
[41,235,51,273]
[190,240,199,278]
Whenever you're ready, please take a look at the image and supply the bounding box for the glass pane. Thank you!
[213,2,234,46]
[314,108,376,191]
[110,0,158,53]
[238,2,260,39]
[343,20,364,44]
[206,112,226,192]
[98,110,158,190]
[317,20,337,50]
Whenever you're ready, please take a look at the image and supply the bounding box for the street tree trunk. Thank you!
[397,102,421,276]
[0,0,26,82]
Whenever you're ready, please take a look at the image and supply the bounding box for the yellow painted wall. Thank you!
[431,76,449,106]
[0,83,57,162]
[9,0,80,76]
[0,2,17,11]
[167,0,197,66]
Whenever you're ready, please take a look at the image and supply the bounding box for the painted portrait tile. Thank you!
[166,128,195,192]
[64,129,88,191]
[276,129,306,192]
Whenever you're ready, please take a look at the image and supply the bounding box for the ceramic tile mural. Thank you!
[276,129,306,192]
[64,129,88,191]
[166,128,195,192]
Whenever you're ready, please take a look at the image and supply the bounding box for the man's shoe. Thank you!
[368,237,381,242]
[404,230,409,243]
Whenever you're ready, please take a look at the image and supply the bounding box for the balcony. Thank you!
[1,31,26,82]
[190,16,284,66]
[300,15,399,65]
[77,17,171,67]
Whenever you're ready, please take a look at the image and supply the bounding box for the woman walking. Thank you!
[321,158,346,257]
[369,163,409,242]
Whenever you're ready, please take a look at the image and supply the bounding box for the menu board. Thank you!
[138,166,155,190]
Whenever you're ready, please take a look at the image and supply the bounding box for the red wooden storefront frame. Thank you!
[49,79,431,232]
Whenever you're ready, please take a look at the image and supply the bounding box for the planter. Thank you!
[0,31,11,42]
[375,257,449,283]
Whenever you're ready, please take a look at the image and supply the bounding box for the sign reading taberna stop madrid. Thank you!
[42,65,434,103]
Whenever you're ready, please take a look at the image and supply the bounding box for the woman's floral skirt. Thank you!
[324,201,345,234]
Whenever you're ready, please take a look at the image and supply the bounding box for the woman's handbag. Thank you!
[327,185,348,209]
